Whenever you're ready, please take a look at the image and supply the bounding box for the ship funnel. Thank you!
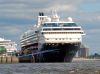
[38,12,47,27]
[39,12,44,16]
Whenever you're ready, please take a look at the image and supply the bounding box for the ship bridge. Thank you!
[42,22,82,31]
[41,22,84,43]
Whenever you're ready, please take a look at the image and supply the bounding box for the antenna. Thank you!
[51,9,60,22]
[52,10,57,16]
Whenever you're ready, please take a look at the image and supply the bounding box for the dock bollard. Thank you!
[0,56,19,64]
[0,56,2,63]
[7,56,12,63]
[1,56,7,63]
[12,56,19,63]
[0,55,35,63]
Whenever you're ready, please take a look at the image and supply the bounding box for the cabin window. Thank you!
[59,38,61,40]
[35,31,38,33]
[47,38,49,40]
[78,38,80,40]
[52,28,62,30]
[43,28,51,31]
[41,32,43,34]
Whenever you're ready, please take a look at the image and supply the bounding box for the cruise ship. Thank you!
[20,11,85,62]
[0,37,17,55]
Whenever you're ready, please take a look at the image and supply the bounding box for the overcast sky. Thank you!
[0,0,100,55]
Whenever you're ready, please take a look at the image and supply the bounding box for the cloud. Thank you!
[2,26,21,34]
[0,24,32,36]
[0,0,99,24]
[0,25,22,35]
[0,0,84,19]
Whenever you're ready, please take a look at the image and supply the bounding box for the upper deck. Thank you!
[41,22,84,33]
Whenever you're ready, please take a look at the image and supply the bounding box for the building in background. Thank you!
[78,44,89,58]
[0,37,17,55]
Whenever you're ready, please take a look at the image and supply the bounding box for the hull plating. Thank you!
[36,43,80,62]
[20,43,80,62]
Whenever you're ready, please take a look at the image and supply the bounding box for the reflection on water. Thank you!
[0,60,100,74]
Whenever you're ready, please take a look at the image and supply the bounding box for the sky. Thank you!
[0,0,100,55]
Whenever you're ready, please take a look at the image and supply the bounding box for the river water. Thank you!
[0,60,100,74]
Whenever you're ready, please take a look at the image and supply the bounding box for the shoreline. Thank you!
[72,58,100,62]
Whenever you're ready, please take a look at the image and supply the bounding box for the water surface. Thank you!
[0,60,100,74]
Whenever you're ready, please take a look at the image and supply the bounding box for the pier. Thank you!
[0,56,19,63]
[0,55,36,63]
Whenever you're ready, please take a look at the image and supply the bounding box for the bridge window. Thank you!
[63,23,77,27]
[43,23,77,27]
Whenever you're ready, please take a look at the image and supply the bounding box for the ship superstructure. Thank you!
[0,38,17,55]
[20,11,85,62]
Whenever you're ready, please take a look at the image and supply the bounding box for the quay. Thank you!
[0,56,19,63]
[0,55,35,63]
